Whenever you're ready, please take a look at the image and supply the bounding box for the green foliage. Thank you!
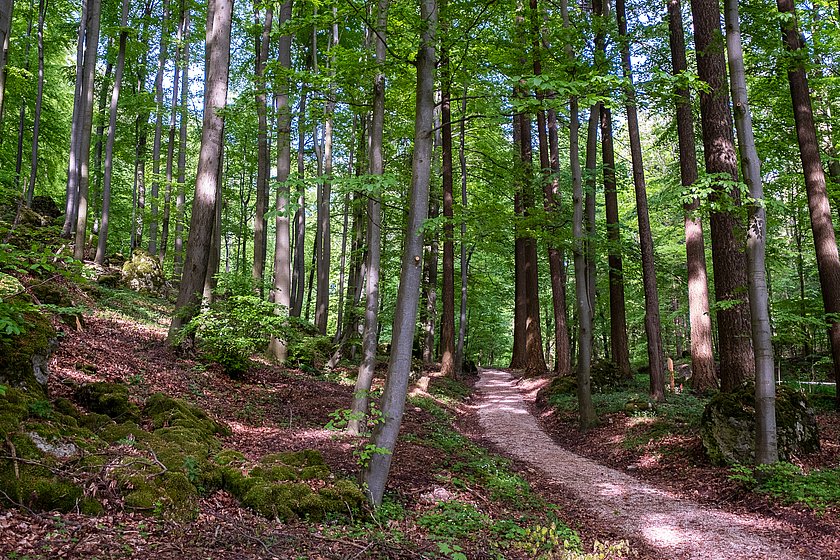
[729,462,840,511]
[417,501,489,540]
[180,295,289,377]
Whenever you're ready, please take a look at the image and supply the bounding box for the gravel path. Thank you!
[475,368,810,560]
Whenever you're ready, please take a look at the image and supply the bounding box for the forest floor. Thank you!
[1,285,838,558]
[473,368,840,560]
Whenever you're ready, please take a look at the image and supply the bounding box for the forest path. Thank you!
[474,368,807,560]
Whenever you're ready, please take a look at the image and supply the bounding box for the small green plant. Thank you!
[729,462,840,511]
[128,374,145,386]
[417,501,489,540]
[28,399,53,419]
[353,443,391,468]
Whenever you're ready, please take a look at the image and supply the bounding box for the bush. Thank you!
[180,295,289,377]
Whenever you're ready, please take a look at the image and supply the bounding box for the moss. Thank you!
[221,466,260,498]
[98,421,145,444]
[79,412,115,433]
[0,461,88,513]
[250,464,298,482]
[122,249,167,295]
[0,309,55,398]
[145,393,230,437]
[241,481,313,521]
[53,398,83,421]
[262,449,325,468]
[298,465,331,481]
[74,382,141,422]
[213,449,246,466]
[0,388,31,440]
[122,471,199,521]
[318,479,365,509]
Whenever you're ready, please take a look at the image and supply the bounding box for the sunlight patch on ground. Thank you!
[641,523,687,546]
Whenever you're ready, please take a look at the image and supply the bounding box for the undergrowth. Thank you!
[729,462,840,511]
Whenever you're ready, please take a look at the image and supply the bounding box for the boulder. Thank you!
[624,397,657,416]
[0,307,56,398]
[30,196,61,220]
[700,383,820,465]
[122,249,167,295]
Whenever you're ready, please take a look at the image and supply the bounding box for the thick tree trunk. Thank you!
[94,0,129,265]
[362,0,435,505]
[168,0,233,341]
[269,0,293,361]
[26,0,45,205]
[252,3,273,290]
[777,0,840,411]
[690,0,754,392]
[724,0,777,464]
[510,112,527,370]
[584,102,599,342]
[73,0,102,260]
[666,0,716,393]
[616,0,665,400]
[348,0,388,436]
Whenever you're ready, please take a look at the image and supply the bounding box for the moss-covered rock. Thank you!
[700,383,820,465]
[121,470,199,521]
[30,196,61,220]
[122,249,167,295]
[74,382,141,422]
[624,397,657,416]
[0,308,56,398]
[144,393,230,437]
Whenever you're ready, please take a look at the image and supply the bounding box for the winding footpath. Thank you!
[475,368,811,560]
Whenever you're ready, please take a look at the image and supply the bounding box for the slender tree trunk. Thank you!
[454,85,469,375]
[291,90,307,317]
[149,0,171,256]
[0,0,13,123]
[723,0,777,464]
[562,0,596,426]
[422,191,439,363]
[777,0,840,410]
[584,103,598,331]
[269,0,293,360]
[616,0,665,399]
[348,0,388,436]
[91,57,114,224]
[94,0,129,265]
[26,0,46,205]
[73,0,102,260]
[510,112,527,370]
[690,0,754,392]
[666,0,716,393]
[335,191,351,342]
[362,0,435,505]
[174,5,191,280]
[168,0,233,341]
[14,0,35,194]
[131,0,154,251]
[440,37,456,377]
[62,0,86,237]
[252,3,273,290]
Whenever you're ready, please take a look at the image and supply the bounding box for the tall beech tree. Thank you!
[439,6,455,377]
[777,0,840,410]
[689,0,754,391]
[0,0,12,120]
[168,0,233,340]
[362,0,436,505]
[666,0,716,393]
[252,0,273,289]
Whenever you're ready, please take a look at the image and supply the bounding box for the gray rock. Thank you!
[27,431,78,459]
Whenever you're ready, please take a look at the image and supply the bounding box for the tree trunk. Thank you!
[616,0,665,399]
[454,85,469,376]
[561,0,596,427]
[690,0,754,392]
[584,102,599,349]
[26,0,45,205]
[91,56,114,224]
[362,0,435,505]
[73,0,102,260]
[666,0,716,393]
[94,0,129,265]
[777,0,840,411]
[291,90,307,317]
[131,0,155,251]
[0,0,13,123]
[203,145,224,304]
[510,112,527,370]
[269,0,293,361]
[62,0,86,237]
[723,0,777,464]
[148,0,171,256]
[252,2,273,290]
[15,0,35,194]
[173,4,190,280]
[440,38,456,377]
[348,0,388,436]
[422,191,439,363]
[168,0,232,341]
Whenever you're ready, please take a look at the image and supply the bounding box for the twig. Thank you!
[5,437,20,480]
[0,489,37,516]
[309,532,368,551]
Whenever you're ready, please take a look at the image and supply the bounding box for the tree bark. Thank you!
[94,0,130,265]
[348,0,388,436]
[723,0,777,464]
[440,31,456,377]
[616,0,665,400]
[362,0,435,505]
[62,0,86,237]
[454,85,469,376]
[777,0,840,411]
[269,0,293,361]
[173,4,190,280]
[26,0,46,205]
[667,0,716,394]
[148,0,171,256]
[291,90,307,317]
[690,0,754,392]
[0,0,13,124]
[73,0,102,260]
[168,0,233,341]
[14,0,35,194]
[252,2,273,290]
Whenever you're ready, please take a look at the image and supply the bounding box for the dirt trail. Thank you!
[475,368,812,560]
